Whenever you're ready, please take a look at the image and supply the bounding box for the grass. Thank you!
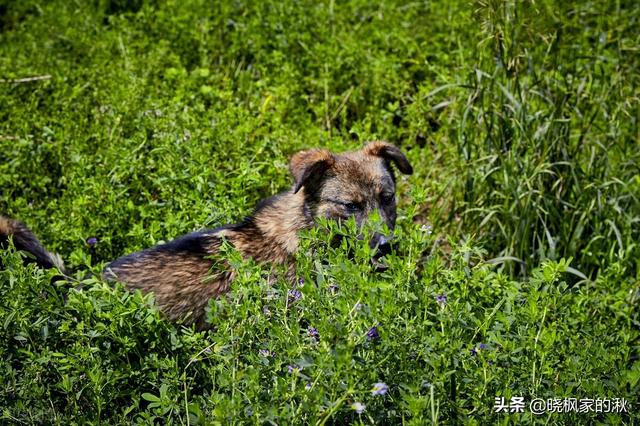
[0,0,638,424]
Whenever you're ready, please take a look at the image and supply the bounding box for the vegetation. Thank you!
[1,0,638,424]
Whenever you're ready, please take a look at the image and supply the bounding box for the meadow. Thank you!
[0,0,638,424]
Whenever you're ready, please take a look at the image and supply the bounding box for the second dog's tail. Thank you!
[0,215,66,273]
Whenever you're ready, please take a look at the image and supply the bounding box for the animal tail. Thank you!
[0,215,66,273]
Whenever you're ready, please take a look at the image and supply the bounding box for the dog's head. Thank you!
[290,141,413,254]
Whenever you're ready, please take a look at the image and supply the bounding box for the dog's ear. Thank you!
[289,148,335,194]
[363,141,413,175]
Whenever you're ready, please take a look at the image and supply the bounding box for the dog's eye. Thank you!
[380,193,395,204]
[344,202,362,211]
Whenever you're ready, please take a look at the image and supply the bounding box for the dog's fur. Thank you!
[1,142,412,328]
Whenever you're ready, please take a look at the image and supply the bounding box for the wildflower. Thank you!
[308,327,320,342]
[470,347,478,356]
[479,343,487,350]
[305,382,312,391]
[371,382,389,396]
[366,326,380,341]
[258,349,272,357]
[297,277,305,287]
[86,237,98,246]
[435,294,447,307]
[287,364,301,374]
[288,289,302,303]
[355,302,365,311]
[351,402,365,414]
[420,224,433,235]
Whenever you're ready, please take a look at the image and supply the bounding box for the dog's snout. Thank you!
[369,232,387,248]
[370,232,392,256]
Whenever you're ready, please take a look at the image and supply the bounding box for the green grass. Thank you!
[1,0,638,424]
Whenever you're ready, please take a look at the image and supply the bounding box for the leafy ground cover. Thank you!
[1,0,638,424]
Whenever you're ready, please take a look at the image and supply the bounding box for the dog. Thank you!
[0,141,412,328]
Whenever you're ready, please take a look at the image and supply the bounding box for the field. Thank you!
[1,0,639,424]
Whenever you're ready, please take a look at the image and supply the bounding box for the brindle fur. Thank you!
[0,216,65,271]
[1,141,412,328]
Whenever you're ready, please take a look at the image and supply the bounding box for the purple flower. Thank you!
[420,224,433,235]
[305,382,312,391]
[371,382,389,396]
[86,237,98,246]
[355,302,365,311]
[287,364,301,374]
[470,347,478,356]
[479,343,487,350]
[297,277,305,287]
[288,289,302,303]
[351,402,365,414]
[366,326,380,341]
[258,349,272,357]
[435,294,447,307]
[308,327,320,341]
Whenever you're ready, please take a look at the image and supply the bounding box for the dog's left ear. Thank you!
[289,148,335,194]
[364,141,413,175]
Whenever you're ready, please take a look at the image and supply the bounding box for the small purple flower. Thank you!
[287,364,301,374]
[470,347,478,356]
[308,327,320,342]
[288,289,302,303]
[366,326,380,341]
[258,349,272,357]
[305,382,312,391]
[435,294,447,307]
[351,402,365,414]
[371,382,389,396]
[86,237,98,247]
[479,343,487,350]
[420,224,433,235]
[297,277,305,287]
[355,302,365,311]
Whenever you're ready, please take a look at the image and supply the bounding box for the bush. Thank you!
[1,220,638,423]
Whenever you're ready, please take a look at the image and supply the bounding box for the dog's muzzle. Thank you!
[369,232,393,258]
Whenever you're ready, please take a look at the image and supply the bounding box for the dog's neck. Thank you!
[224,190,313,264]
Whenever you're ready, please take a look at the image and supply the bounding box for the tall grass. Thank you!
[453,0,640,277]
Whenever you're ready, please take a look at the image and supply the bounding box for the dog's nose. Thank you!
[369,232,392,257]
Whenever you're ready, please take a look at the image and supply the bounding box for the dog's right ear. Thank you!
[289,148,335,194]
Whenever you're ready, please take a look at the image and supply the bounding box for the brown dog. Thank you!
[1,141,412,328]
